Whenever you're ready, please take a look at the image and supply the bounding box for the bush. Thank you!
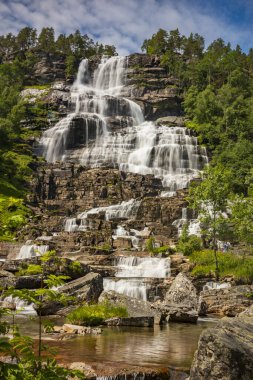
[177,224,202,255]
[67,303,128,326]
[190,250,253,282]
[177,235,202,255]
[146,237,174,256]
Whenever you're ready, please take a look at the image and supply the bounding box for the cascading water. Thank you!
[17,244,49,259]
[2,295,36,315]
[173,207,201,237]
[65,199,140,232]
[103,256,171,301]
[39,56,207,195]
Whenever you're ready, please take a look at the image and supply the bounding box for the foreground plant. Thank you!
[0,250,84,379]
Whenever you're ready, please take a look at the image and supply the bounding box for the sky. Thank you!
[0,0,252,55]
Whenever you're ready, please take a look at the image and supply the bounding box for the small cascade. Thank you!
[103,256,170,301]
[39,56,207,195]
[2,295,36,315]
[65,199,140,232]
[17,244,49,259]
[113,225,142,250]
[203,282,231,291]
[173,207,201,237]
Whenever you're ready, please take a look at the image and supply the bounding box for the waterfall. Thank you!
[17,244,49,259]
[203,282,231,291]
[39,56,207,194]
[2,295,36,315]
[103,256,170,301]
[173,207,201,237]
[65,199,140,232]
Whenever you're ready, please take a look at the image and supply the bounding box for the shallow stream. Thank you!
[15,315,217,371]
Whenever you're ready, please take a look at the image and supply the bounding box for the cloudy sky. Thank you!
[0,0,252,55]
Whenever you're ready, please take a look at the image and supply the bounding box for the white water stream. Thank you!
[103,256,171,301]
[17,244,49,259]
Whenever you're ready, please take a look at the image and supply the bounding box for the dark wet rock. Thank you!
[14,275,42,289]
[105,316,154,327]
[59,272,103,302]
[200,285,253,316]
[190,308,253,380]
[163,273,198,323]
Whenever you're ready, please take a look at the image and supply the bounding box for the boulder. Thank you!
[0,269,16,289]
[53,324,101,335]
[190,308,253,379]
[37,272,103,316]
[104,316,154,327]
[200,285,253,316]
[59,272,103,302]
[163,273,198,323]
[99,290,163,323]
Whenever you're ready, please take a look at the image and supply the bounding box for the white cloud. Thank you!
[0,0,251,54]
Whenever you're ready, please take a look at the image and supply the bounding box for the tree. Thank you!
[189,165,232,279]
[231,195,253,252]
[16,27,37,51]
[38,27,55,53]
[141,28,168,55]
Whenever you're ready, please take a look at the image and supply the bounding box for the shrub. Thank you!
[177,223,202,255]
[146,237,174,256]
[67,303,128,326]
[190,250,253,282]
[177,235,202,255]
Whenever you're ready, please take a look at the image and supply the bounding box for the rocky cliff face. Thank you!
[16,54,189,262]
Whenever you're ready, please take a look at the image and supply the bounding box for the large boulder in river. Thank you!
[190,307,253,380]
[37,272,103,316]
[99,291,163,323]
[163,273,198,323]
[59,272,103,302]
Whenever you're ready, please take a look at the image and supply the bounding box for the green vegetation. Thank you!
[0,27,117,241]
[0,251,83,379]
[0,27,117,79]
[190,250,253,283]
[145,237,174,256]
[143,29,253,196]
[177,224,202,256]
[67,303,128,326]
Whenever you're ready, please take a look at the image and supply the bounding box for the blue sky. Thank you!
[0,0,252,55]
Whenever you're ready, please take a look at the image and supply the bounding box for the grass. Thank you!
[0,194,29,241]
[24,84,51,90]
[190,250,253,283]
[66,303,128,326]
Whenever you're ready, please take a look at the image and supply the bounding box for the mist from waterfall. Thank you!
[39,56,208,195]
